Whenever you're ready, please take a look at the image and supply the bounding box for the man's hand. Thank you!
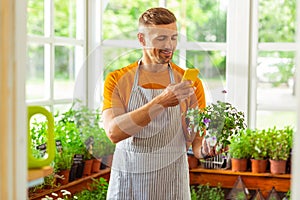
[201,138,217,158]
[154,81,195,108]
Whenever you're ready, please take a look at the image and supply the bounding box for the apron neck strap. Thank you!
[133,61,175,88]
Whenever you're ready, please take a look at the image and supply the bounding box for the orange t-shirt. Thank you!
[102,61,206,112]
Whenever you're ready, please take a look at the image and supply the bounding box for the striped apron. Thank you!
[107,65,190,200]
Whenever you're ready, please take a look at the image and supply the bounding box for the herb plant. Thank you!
[74,177,109,200]
[186,101,247,152]
[190,183,224,200]
[249,129,269,160]
[268,126,293,161]
[228,129,252,159]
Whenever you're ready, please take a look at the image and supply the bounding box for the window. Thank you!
[26,0,86,113]
[254,0,297,129]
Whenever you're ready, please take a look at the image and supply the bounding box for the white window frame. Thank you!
[249,0,297,128]
[226,0,251,121]
[26,0,87,111]
[293,2,300,198]
[226,0,298,128]
[86,0,103,108]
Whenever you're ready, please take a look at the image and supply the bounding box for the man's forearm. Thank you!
[106,99,165,143]
[114,103,165,135]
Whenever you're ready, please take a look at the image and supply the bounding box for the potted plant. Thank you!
[54,102,86,157]
[186,101,247,153]
[68,101,115,173]
[81,137,95,176]
[72,101,115,170]
[186,101,247,169]
[228,129,251,172]
[54,106,86,181]
[92,127,115,170]
[249,128,269,173]
[268,126,293,174]
[54,150,73,185]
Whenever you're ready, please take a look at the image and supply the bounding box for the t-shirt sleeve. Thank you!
[102,72,125,111]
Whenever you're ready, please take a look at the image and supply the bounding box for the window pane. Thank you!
[185,0,228,42]
[258,0,296,42]
[54,0,78,38]
[186,51,226,103]
[256,110,296,130]
[54,46,79,99]
[53,104,72,117]
[27,0,44,35]
[257,51,296,109]
[103,0,159,40]
[27,44,46,100]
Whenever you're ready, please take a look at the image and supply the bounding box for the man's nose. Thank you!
[164,38,175,49]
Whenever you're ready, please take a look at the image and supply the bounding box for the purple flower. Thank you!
[203,118,211,125]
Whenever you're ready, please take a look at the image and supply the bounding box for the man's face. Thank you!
[140,22,178,64]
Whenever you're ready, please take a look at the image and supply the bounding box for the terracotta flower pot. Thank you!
[270,159,287,174]
[188,155,199,169]
[57,169,70,185]
[100,154,113,169]
[92,158,101,173]
[83,159,93,176]
[231,158,248,172]
[251,159,268,173]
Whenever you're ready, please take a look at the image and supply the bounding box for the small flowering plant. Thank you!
[41,189,77,200]
[186,101,247,152]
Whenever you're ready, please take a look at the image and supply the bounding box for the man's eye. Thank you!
[171,36,178,40]
[156,36,166,41]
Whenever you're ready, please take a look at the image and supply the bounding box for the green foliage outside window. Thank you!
[103,0,159,40]
[27,0,44,35]
[54,0,77,38]
[26,0,297,95]
[186,0,227,42]
[259,0,296,42]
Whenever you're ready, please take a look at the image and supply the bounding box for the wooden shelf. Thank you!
[29,168,111,200]
[189,167,291,198]
[28,166,54,182]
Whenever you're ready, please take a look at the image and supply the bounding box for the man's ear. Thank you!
[137,33,145,46]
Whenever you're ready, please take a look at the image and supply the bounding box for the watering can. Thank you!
[28,106,55,169]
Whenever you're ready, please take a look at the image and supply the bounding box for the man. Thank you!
[102,7,207,200]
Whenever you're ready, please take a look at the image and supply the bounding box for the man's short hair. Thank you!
[138,7,177,27]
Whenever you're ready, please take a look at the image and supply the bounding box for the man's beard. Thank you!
[157,50,173,64]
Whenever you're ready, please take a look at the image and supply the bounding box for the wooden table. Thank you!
[189,168,291,198]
